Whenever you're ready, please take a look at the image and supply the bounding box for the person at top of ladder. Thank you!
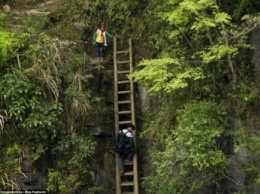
[117,124,135,175]
[92,24,113,61]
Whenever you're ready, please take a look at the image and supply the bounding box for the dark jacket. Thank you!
[122,129,135,151]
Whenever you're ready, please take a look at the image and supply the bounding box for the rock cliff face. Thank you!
[2,0,118,193]
[252,30,260,83]
[15,66,117,192]
[4,1,260,194]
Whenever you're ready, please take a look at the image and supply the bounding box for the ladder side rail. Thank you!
[129,38,139,194]
[114,37,119,132]
[114,37,121,194]
[129,39,135,126]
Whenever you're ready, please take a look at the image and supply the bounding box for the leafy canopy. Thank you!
[0,31,13,63]
[143,101,229,194]
[133,0,259,93]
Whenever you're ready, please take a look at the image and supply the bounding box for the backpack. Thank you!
[114,129,129,154]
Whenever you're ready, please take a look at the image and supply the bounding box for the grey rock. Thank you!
[3,5,11,13]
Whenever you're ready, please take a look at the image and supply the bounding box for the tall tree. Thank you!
[133,0,260,92]
[133,0,260,193]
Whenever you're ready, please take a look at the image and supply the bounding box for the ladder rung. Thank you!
[121,181,134,187]
[119,111,131,114]
[118,70,130,74]
[118,80,130,84]
[119,121,132,125]
[117,50,129,54]
[122,171,134,176]
[118,90,131,94]
[124,161,133,165]
[117,60,130,64]
[118,100,131,104]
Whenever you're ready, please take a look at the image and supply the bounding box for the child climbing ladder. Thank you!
[92,24,113,61]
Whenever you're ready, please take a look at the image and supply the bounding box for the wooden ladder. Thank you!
[113,38,139,194]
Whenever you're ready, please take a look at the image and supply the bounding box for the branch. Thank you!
[173,24,194,49]
[229,23,260,41]
[0,110,9,134]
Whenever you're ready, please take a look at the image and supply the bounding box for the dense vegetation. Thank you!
[1,0,260,193]
[132,0,260,193]
[0,1,101,193]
